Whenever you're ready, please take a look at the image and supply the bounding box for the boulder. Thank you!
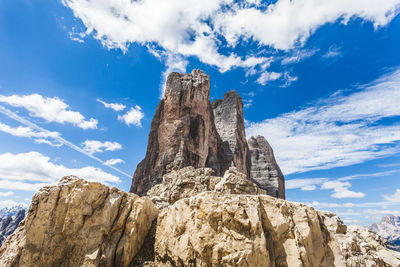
[0,176,158,267]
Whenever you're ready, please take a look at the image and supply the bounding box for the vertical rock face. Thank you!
[0,176,158,267]
[130,70,229,195]
[211,90,251,177]
[248,135,285,199]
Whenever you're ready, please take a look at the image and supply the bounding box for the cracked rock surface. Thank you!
[0,176,158,267]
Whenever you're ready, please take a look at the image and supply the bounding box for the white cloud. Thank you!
[104,158,125,166]
[0,191,13,197]
[0,105,131,178]
[256,72,282,85]
[0,151,121,191]
[301,185,316,191]
[0,94,98,129]
[247,68,400,175]
[286,177,327,190]
[82,140,122,154]
[0,122,62,147]
[383,189,400,202]
[97,99,126,111]
[118,105,144,127]
[62,0,399,76]
[321,180,365,199]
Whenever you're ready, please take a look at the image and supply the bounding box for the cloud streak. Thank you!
[0,105,131,178]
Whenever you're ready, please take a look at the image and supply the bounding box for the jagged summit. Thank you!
[130,70,285,199]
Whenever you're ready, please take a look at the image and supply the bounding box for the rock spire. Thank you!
[130,70,285,199]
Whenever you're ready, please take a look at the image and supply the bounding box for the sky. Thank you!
[0,0,400,225]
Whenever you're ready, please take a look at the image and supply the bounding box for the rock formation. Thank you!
[0,208,25,246]
[1,172,400,266]
[369,215,400,251]
[0,176,158,267]
[150,169,400,266]
[130,70,230,195]
[248,135,285,199]
[211,90,251,177]
[131,70,285,199]
[147,166,266,209]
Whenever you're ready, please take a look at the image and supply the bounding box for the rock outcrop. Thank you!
[131,70,285,199]
[147,166,265,209]
[211,90,251,177]
[154,191,400,266]
[1,173,399,266]
[248,135,285,199]
[130,70,230,195]
[0,176,158,267]
[0,208,25,246]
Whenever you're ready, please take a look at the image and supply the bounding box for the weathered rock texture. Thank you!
[130,70,230,195]
[0,176,158,267]
[0,209,25,246]
[131,70,285,199]
[211,90,251,177]
[154,191,400,267]
[248,135,285,199]
[147,167,265,209]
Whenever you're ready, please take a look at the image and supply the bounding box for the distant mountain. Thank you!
[369,215,400,251]
[0,204,27,246]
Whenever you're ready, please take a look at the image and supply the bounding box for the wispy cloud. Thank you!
[97,99,126,111]
[323,44,342,59]
[256,72,282,85]
[0,105,131,178]
[0,94,97,129]
[82,140,122,154]
[104,158,125,166]
[118,106,144,127]
[0,151,120,191]
[281,48,319,65]
[247,68,400,175]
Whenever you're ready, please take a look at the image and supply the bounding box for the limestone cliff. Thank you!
[248,135,285,199]
[130,70,230,195]
[0,176,158,267]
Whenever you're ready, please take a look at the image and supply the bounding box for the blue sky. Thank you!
[0,0,400,225]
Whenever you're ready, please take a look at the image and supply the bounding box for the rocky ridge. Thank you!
[131,70,284,199]
[1,170,400,266]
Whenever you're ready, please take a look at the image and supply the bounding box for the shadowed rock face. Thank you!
[130,70,230,195]
[211,90,251,177]
[248,135,285,199]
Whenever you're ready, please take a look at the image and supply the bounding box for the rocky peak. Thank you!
[130,70,285,199]
[130,70,229,195]
[211,90,251,177]
[248,135,285,199]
